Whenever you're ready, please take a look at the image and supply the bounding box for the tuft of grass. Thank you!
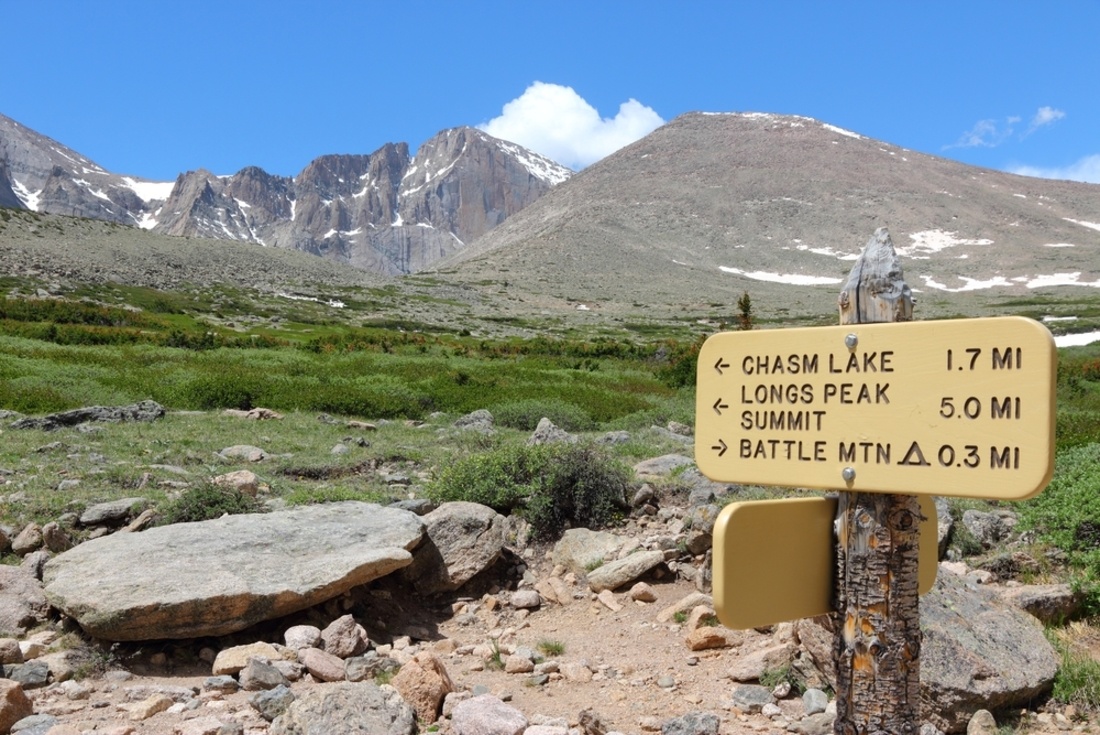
[486,638,504,671]
[759,663,806,696]
[1049,625,1100,712]
[537,639,565,657]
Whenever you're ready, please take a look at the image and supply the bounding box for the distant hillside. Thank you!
[435,112,1100,323]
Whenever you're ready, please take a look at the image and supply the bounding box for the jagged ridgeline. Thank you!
[0,113,571,276]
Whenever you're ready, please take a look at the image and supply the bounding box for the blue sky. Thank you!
[3,1,1097,183]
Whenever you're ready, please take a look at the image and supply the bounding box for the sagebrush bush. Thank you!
[427,441,630,540]
[491,398,594,432]
[157,483,264,525]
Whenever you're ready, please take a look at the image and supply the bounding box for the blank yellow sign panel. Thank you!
[712,496,937,630]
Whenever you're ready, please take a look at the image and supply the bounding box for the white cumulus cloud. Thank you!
[947,106,1065,150]
[479,82,664,170]
[1008,154,1100,184]
[1027,105,1065,134]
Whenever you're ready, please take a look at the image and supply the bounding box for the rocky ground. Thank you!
[0,407,1096,735]
[9,507,1100,735]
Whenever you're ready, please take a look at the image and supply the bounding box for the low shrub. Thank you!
[157,483,264,525]
[426,441,630,540]
[491,398,594,432]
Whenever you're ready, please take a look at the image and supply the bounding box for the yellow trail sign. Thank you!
[711,496,938,630]
[695,316,1056,500]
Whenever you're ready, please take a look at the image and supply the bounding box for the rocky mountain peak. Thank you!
[0,113,571,276]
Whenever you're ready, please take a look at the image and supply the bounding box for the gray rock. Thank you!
[631,484,656,508]
[9,714,58,735]
[527,418,575,446]
[39,522,71,553]
[790,712,835,735]
[345,651,398,682]
[43,502,424,640]
[283,625,321,651]
[10,525,41,557]
[684,504,719,555]
[966,709,998,735]
[802,688,828,715]
[403,502,504,595]
[388,498,436,515]
[552,528,623,576]
[920,573,1058,733]
[633,454,693,479]
[510,589,541,609]
[239,659,289,691]
[78,497,148,527]
[19,551,50,581]
[218,445,268,462]
[994,583,1082,624]
[961,510,1007,548]
[203,676,239,693]
[320,614,367,658]
[269,681,415,735]
[451,694,527,735]
[249,684,295,722]
[9,400,165,431]
[3,660,49,688]
[661,712,720,735]
[934,497,953,559]
[0,567,49,636]
[727,684,774,714]
[454,409,494,434]
[597,430,631,445]
[586,550,665,592]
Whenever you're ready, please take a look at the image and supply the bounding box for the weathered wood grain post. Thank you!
[833,227,922,734]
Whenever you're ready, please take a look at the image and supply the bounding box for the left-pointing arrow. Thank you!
[711,439,728,457]
[714,358,731,375]
[713,398,729,415]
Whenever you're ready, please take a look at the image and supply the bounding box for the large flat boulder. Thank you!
[43,502,424,641]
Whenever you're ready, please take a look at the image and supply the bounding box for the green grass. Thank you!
[537,639,565,657]
[1048,626,1100,713]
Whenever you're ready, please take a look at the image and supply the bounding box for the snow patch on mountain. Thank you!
[10,179,41,210]
[719,265,843,286]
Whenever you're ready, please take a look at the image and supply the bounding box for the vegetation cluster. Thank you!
[2,286,1100,712]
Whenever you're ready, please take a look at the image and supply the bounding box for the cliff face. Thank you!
[0,114,572,275]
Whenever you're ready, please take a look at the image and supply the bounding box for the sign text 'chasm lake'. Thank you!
[694,317,1056,499]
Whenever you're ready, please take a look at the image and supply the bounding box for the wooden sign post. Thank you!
[833,227,920,734]
[694,227,1057,734]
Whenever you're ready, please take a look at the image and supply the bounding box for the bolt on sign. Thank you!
[710,496,938,629]
[695,316,1056,499]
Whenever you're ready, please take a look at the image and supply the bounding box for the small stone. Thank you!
[597,589,622,611]
[510,590,542,609]
[803,688,829,715]
[630,582,657,602]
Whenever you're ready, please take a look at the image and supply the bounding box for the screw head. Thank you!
[845,333,858,349]
[842,467,856,483]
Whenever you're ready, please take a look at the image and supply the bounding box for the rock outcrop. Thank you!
[43,502,425,640]
[0,113,571,276]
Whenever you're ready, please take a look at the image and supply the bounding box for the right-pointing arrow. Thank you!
[712,439,728,457]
